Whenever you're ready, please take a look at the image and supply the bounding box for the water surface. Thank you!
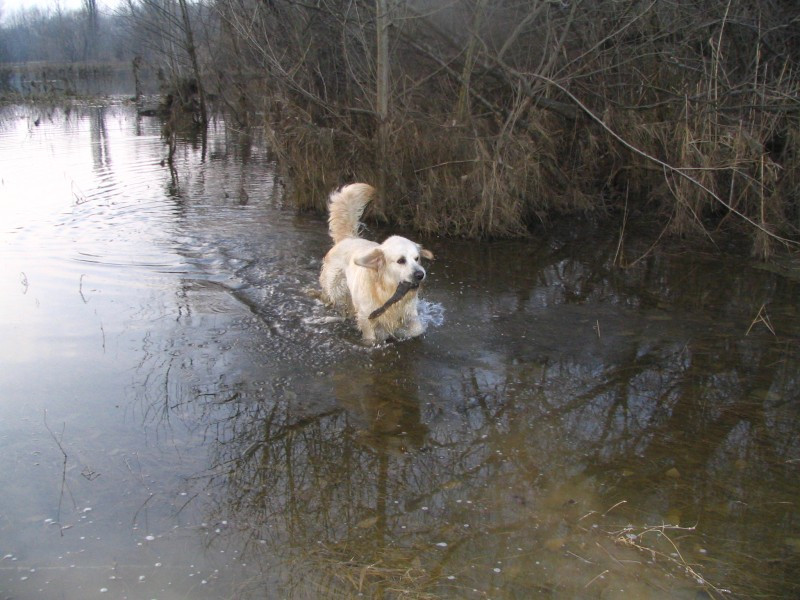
[1,103,799,599]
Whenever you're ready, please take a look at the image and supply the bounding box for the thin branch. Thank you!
[43,410,73,531]
[514,68,798,248]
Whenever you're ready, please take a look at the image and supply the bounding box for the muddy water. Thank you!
[1,103,799,599]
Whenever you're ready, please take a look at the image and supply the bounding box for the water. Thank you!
[1,102,799,599]
[1,63,159,98]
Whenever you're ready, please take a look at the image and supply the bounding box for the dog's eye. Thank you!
[397,257,407,264]
[414,256,419,262]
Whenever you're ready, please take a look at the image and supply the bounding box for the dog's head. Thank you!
[354,235,434,287]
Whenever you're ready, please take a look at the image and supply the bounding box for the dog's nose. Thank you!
[413,269,425,281]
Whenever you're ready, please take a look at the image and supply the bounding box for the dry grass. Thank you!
[213,0,800,256]
[611,523,729,599]
[298,541,441,600]
[575,500,731,599]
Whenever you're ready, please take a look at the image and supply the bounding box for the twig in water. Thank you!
[43,410,67,458]
[614,523,729,598]
[176,492,200,517]
[595,541,636,567]
[131,492,156,529]
[584,569,609,588]
[603,499,627,516]
[43,410,75,531]
[566,549,594,564]
[577,510,598,523]
[745,303,775,336]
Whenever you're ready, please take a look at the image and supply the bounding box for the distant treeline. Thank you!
[0,4,129,63]
[3,1,799,256]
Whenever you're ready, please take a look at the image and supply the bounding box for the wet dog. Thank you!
[319,183,433,343]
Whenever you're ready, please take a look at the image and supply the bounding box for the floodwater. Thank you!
[1,103,799,600]
[1,63,159,98]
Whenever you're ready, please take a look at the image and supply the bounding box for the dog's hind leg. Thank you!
[319,264,345,306]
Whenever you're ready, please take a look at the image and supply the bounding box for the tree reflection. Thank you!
[88,105,110,170]
[133,206,800,597]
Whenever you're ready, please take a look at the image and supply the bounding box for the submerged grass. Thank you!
[263,498,731,599]
[293,541,441,600]
[576,502,730,600]
[611,523,728,599]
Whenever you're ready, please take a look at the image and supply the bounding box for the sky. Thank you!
[1,0,121,16]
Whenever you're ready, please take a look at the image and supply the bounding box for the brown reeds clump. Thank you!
[208,0,800,258]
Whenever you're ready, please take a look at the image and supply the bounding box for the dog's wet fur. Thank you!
[319,183,433,343]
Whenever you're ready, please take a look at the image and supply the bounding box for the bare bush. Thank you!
[133,0,800,255]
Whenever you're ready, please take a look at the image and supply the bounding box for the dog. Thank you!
[319,183,434,344]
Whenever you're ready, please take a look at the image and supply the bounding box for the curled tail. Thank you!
[327,183,376,244]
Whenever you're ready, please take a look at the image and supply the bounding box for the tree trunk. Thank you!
[375,0,390,189]
[82,0,98,62]
[177,0,208,127]
[132,55,143,103]
[455,0,488,122]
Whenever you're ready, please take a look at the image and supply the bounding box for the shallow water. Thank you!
[1,102,799,599]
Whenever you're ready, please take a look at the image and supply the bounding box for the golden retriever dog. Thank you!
[319,183,434,344]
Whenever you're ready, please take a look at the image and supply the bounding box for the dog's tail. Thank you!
[327,183,376,244]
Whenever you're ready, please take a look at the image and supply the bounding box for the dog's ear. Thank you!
[420,248,434,261]
[354,248,385,270]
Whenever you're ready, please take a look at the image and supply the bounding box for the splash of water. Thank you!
[418,299,444,329]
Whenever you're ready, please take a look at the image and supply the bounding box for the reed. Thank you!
[222,0,799,257]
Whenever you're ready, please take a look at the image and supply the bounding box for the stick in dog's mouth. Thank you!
[368,281,418,320]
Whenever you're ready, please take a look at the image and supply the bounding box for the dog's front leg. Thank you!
[357,315,379,344]
[403,312,425,338]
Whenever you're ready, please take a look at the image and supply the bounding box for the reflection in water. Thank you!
[89,106,110,170]
[0,103,798,599]
[173,237,798,598]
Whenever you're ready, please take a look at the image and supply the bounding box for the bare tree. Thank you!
[177,0,207,126]
[82,0,98,61]
[375,0,390,190]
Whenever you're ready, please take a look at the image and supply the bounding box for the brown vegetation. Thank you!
[7,0,797,256]
[199,0,800,257]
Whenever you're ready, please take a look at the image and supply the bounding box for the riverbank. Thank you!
[227,1,800,260]
[3,1,799,259]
